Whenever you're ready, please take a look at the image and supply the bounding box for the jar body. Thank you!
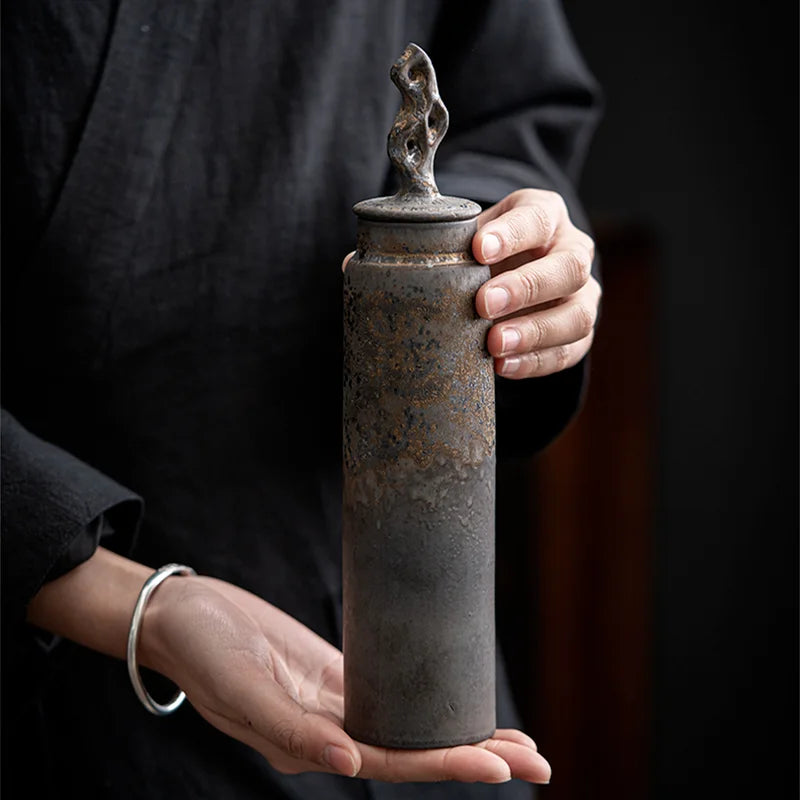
[342,217,496,748]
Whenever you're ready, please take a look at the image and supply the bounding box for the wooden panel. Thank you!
[498,221,657,799]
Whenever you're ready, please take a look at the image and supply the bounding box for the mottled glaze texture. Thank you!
[343,215,496,748]
[342,41,497,749]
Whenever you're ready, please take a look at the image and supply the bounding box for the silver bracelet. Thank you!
[126,563,197,716]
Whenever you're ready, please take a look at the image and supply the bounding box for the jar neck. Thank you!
[354,217,478,266]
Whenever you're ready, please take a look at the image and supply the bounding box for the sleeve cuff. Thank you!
[495,357,588,459]
[1,410,144,624]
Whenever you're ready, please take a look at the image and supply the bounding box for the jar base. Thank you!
[343,727,498,750]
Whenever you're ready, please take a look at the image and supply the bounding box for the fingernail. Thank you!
[481,233,502,262]
[484,286,510,317]
[323,744,358,777]
[500,327,521,354]
[500,356,521,376]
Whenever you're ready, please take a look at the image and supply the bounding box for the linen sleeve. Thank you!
[428,0,603,456]
[1,409,143,628]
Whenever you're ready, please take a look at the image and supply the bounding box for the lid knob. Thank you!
[353,43,481,223]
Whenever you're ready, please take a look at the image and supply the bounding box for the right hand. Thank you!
[144,574,552,783]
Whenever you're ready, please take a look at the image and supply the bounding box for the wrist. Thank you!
[27,547,152,660]
[135,571,197,676]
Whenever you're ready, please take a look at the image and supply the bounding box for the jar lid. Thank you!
[353,43,482,223]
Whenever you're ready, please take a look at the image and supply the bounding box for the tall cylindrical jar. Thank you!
[342,43,497,749]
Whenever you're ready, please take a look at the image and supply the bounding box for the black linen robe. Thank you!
[1,1,600,797]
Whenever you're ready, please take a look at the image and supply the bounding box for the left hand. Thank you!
[147,573,552,783]
[473,188,601,379]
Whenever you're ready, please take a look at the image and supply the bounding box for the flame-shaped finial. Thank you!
[388,43,449,197]
[352,43,479,221]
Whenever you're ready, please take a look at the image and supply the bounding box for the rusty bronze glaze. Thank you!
[342,43,497,749]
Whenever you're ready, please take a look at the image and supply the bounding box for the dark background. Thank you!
[497,2,798,799]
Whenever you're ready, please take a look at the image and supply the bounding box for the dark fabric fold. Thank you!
[1,410,143,620]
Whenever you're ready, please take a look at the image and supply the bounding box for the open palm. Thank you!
[147,575,551,783]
